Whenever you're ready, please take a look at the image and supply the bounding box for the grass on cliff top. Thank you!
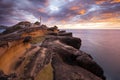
[30,36,45,44]
[35,63,53,80]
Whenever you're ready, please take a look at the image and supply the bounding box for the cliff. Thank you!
[0,21,106,80]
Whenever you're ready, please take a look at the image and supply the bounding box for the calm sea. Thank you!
[0,29,5,33]
[66,29,120,80]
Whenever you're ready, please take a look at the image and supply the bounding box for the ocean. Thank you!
[66,29,120,80]
[0,29,5,33]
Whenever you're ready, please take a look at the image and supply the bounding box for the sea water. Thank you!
[66,29,120,80]
[0,29,5,33]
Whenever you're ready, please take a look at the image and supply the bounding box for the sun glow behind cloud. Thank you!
[49,5,60,13]
[58,22,120,29]
[48,0,67,14]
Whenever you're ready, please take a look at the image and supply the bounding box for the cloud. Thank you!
[38,8,46,13]
[0,0,120,27]
[28,0,49,6]
[70,6,80,10]
[111,0,120,3]
[94,0,107,4]
[78,9,86,15]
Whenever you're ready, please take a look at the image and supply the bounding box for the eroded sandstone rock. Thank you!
[0,25,106,80]
[41,37,106,80]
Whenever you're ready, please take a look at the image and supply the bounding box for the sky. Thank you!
[0,0,120,29]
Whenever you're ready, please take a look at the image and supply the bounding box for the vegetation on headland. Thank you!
[35,63,53,80]
[30,36,45,44]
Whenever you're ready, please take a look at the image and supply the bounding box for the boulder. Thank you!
[44,36,81,49]
[47,32,72,37]
[59,36,81,49]
[40,25,48,29]
[47,26,58,31]
[47,32,57,36]
[76,51,106,80]
[34,21,40,25]
[58,32,72,37]
[58,30,66,33]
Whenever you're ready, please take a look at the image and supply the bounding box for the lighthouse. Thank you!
[40,16,41,26]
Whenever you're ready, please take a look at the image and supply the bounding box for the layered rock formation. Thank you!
[0,21,106,80]
[42,36,105,80]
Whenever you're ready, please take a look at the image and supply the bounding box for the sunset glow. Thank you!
[58,22,120,29]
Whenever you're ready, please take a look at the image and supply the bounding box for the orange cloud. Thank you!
[38,8,46,13]
[66,13,74,19]
[95,0,106,4]
[70,6,79,10]
[90,13,120,23]
[61,20,66,24]
[96,1,104,4]
[111,0,120,3]
[101,13,114,19]
[78,9,86,15]
[95,0,120,4]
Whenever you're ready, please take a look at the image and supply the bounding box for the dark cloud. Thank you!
[0,0,120,26]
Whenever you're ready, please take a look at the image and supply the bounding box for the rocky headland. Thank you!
[0,21,106,80]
